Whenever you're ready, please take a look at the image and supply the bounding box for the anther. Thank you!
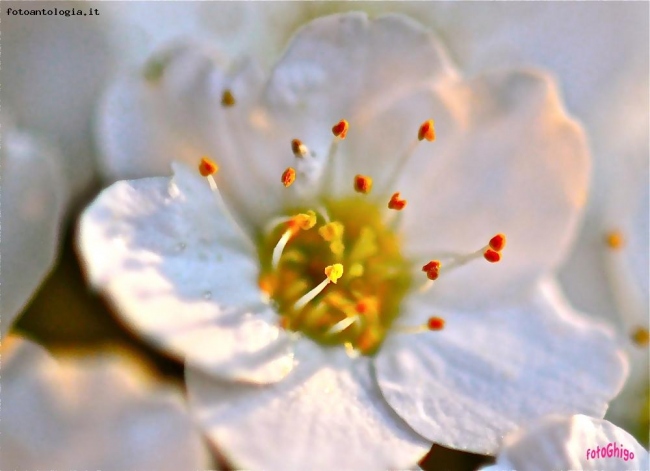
[332,119,349,139]
[281,167,296,187]
[354,175,373,194]
[198,157,219,177]
[631,327,649,346]
[291,139,309,159]
[605,230,625,250]
[388,192,407,210]
[427,316,445,331]
[294,264,344,310]
[418,119,436,142]
[319,221,344,242]
[395,315,446,334]
[422,260,441,281]
[272,211,317,268]
[221,89,236,107]
[489,233,507,252]
[483,249,501,263]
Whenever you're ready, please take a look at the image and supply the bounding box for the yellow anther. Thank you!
[605,230,625,250]
[198,157,219,176]
[221,89,236,107]
[418,119,436,142]
[319,222,345,242]
[324,264,344,284]
[290,210,317,231]
[631,327,649,346]
[348,263,364,278]
[329,239,345,255]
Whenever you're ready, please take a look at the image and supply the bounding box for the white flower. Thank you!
[80,13,627,468]
[1,116,66,335]
[482,414,649,471]
[3,2,118,203]
[1,336,210,471]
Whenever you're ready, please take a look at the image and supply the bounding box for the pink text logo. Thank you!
[586,442,635,462]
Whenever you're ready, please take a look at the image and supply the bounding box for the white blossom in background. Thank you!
[80,13,628,469]
[482,414,649,471]
[2,0,116,204]
[1,116,66,335]
[1,336,210,471]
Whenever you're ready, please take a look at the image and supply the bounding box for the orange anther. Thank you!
[484,249,501,263]
[354,174,373,194]
[388,192,408,210]
[291,139,308,158]
[427,316,445,331]
[422,260,441,281]
[221,89,236,107]
[198,157,219,176]
[332,119,349,139]
[418,119,436,142]
[281,167,296,187]
[605,230,625,250]
[288,210,317,231]
[631,327,649,346]
[489,233,507,252]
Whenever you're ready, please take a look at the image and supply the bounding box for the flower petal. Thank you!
[374,280,627,454]
[402,70,589,310]
[186,340,430,471]
[1,337,210,470]
[3,5,115,201]
[262,12,458,194]
[78,162,294,384]
[1,123,65,335]
[483,415,649,471]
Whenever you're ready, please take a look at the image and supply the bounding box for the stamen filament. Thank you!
[294,264,343,310]
[327,315,359,335]
[323,119,349,195]
[272,230,293,269]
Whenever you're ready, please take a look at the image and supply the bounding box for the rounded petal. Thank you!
[1,124,65,335]
[374,280,627,454]
[3,3,115,201]
[186,340,430,471]
[402,70,589,310]
[1,337,210,471]
[483,415,649,471]
[261,12,458,196]
[78,163,294,384]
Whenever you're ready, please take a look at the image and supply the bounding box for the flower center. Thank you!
[257,197,411,355]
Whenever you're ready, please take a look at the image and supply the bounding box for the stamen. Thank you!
[272,230,294,269]
[198,157,219,177]
[418,119,436,142]
[332,119,349,139]
[221,89,236,107]
[327,315,359,335]
[291,139,309,159]
[272,211,317,268]
[294,264,344,310]
[605,230,625,250]
[388,192,407,210]
[483,249,501,263]
[318,221,345,242]
[281,167,296,187]
[419,234,506,291]
[395,315,446,334]
[354,175,373,194]
[631,327,649,346]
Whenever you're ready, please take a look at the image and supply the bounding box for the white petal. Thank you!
[402,70,589,310]
[483,415,649,471]
[1,124,65,335]
[262,12,458,194]
[78,163,294,384]
[97,42,285,231]
[374,280,627,454]
[1,337,210,471]
[3,4,116,201]
[186,340,430,471]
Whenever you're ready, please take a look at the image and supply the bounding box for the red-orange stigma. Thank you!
[198,157,219,176]
[418,119,436,142]
[332,119,349,139]
[388,192,407,210]
[354,175,373,194]
[281,167,296,187]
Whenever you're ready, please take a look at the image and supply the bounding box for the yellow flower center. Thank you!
[257,197,412,356]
